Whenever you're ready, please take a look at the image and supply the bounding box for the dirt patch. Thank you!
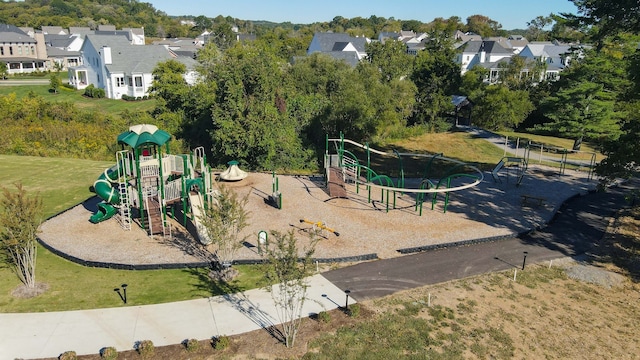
[11,282,49,298]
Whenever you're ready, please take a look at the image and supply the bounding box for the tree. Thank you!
[539,81,619,143]
[0,62,7,80]
[472,84,533,130]
[0,183,43,290]
[526,15,554,41]
[365,40,412,82]
[198,184,250,279]
[49,73,62,94]
[565,0,640,49]
[465,14,502,37]
[262,229,318,348]
[596,101,640,182]
[410,33,460,129]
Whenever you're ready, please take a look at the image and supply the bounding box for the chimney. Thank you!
[101,46,112,65]
[479,42,486,63]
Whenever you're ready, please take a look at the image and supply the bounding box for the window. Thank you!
[0,47,3,56]
[116,76,125,87]
[17,46,22,55]
[30,46,35,55]
[97,74,100,83]
[9,46,13,55]
[134,76,142,87]
[128,77,132,86]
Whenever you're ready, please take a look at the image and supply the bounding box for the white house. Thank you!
[456,40,514,74]
[519,42,574,81]
[307,32,369,67]
[69,34,197,99]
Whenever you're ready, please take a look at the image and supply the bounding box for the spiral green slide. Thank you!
[89,165,122,223]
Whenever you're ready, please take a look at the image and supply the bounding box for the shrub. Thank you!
[84,84,105,98]
[58,351,77,360]
[136,340,154,358]
[100,346,118,359]
[213,335,230,350]
[347,303,361,317]
[317,311,331,323]
[184,338,200,352]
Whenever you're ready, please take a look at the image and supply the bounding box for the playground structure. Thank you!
[89,124,215,244]
[299,219,340,237]
[502,135,597,180]
[324,133,484,214]
[491,156,528,186]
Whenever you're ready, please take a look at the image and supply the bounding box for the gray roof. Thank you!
[46,47,81,57]
[461,40,512,55]
[41,26,67,35]
[44,34,76,48]
[95,30,133,42]
[324,51,360,67]
[98,25,116,31]
[84,34,195,74]
[0,24,36,43]
[311,32,368,53]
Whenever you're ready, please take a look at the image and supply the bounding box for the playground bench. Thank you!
[521,194,546,207]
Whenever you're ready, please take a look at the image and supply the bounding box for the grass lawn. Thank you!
[0,84,156,114]
[0,155,262,312]
[0,127,606,313]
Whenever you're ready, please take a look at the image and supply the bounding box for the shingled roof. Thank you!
[0,24,36,43]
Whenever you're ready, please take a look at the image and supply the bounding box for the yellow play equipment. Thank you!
[299,219,340,236]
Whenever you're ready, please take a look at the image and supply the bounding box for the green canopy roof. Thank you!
[117,124,171,148]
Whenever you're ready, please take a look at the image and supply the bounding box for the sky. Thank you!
[148,0,579,30]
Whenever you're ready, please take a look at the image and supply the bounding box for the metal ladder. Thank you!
[116,150,132,231]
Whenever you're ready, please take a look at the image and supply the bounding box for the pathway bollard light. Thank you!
[522,251,528,270]
[122,284,128,304]
[344,290,351,311]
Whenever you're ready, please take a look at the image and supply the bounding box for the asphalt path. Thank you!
[323,178,637,301]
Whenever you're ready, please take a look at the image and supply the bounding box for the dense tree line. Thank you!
[0,0,637,180]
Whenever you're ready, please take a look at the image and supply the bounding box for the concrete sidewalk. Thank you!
[0,274,353,359]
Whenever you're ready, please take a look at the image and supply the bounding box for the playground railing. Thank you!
[164,179,182,202]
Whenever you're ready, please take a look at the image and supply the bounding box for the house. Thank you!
[519,42,574,81]
[307,32,369,67]
[41,26,67,35]
[69,34,197,99]
[0,24,48,74]
[456,40,514,75]
[153,37,201,58]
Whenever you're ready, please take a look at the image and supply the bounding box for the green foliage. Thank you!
[410,35,460,128]
[49,74,62,94]
[366,40,413,82]
[84,84,105,99]
[136,340,154,358]
[213,335,230,350]
[348,303,361,317]
[317,310,331,323]
[184,338,200,352]
[199,184,250,268]
[567,0,640,48]
[0,183,43,288]
[263,230,317,347]
[472,85,534,130]
[58,350,77,360]
[0,62,7,79]
[99,346,118,360]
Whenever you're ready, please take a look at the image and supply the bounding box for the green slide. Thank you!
[90,165,122,223]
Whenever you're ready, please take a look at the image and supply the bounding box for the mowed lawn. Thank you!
[0,155,262,312]
[0,84,156,114]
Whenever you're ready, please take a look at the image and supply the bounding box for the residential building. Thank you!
[519,42,574,81]
[456,40,514,75]
[307,32,369,67]
[69,34,197,99]
[0,24,48,74]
